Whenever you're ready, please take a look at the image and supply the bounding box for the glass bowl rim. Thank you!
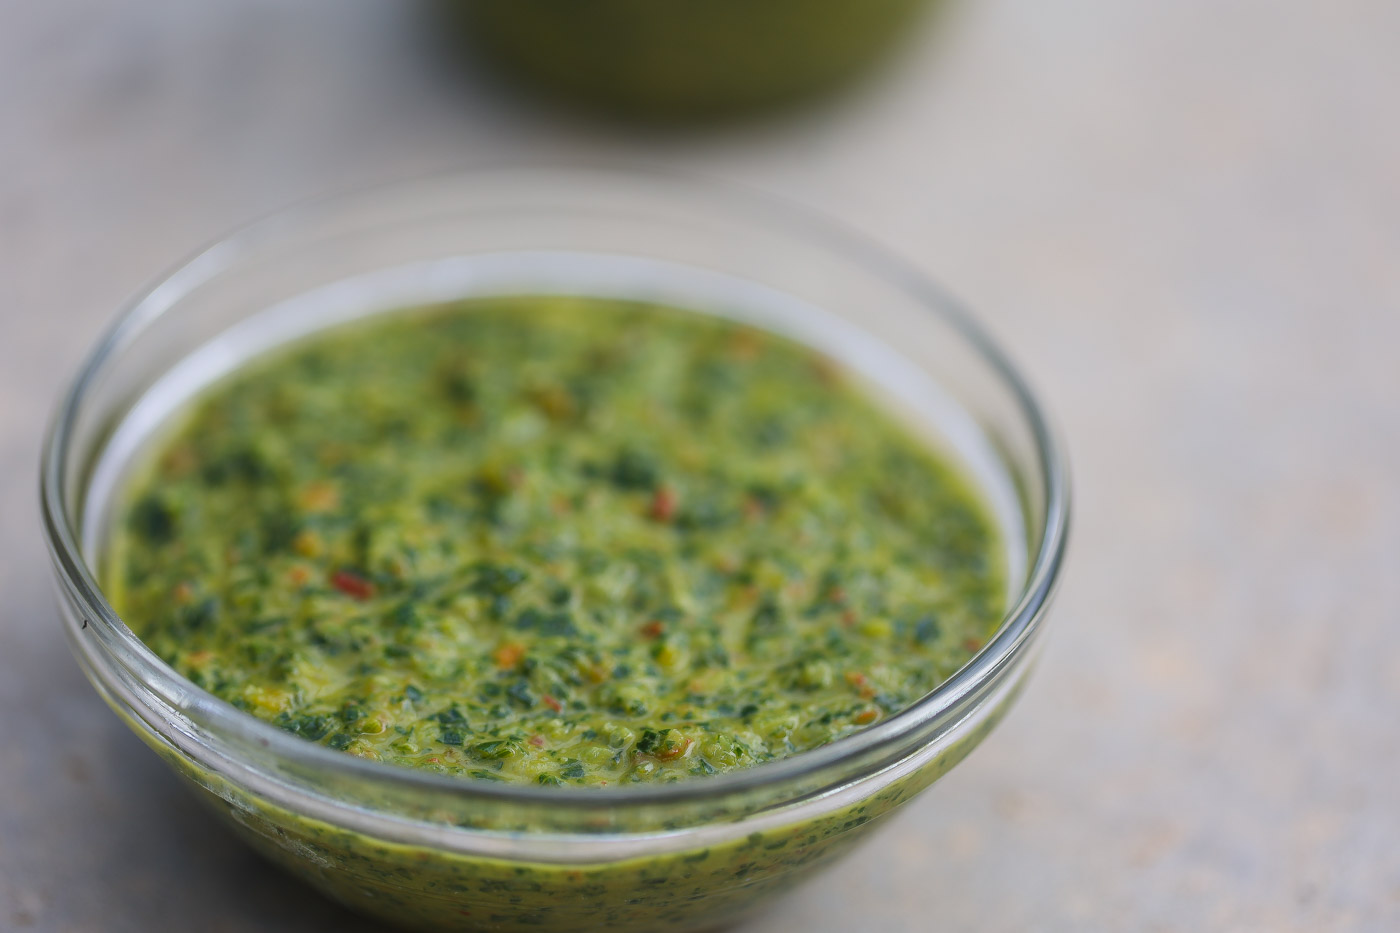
[39,165,1071,810]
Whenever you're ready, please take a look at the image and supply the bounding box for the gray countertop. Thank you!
[3,1,1398,930]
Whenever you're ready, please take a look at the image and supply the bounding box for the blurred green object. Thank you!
[452,0,934,118]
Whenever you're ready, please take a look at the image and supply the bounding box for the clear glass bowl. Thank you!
[40,168,1069,933]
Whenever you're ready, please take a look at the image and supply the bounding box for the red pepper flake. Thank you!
[528,734,546,747]
[845,671,876,698]
[841,609,857,627]
[963,637,984,653]
[331,570,374,601]
[649,486,677,522]
[654,736,694,761]
[425,756,440,764]
[541,695,562,713]
[639,620,665,640]
[854,709,880,725]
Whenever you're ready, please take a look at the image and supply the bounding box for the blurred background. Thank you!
[2,0,1397,930]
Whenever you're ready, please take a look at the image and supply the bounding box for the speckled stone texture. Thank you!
[2,1,1397,930]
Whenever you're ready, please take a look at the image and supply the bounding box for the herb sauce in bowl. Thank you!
[108,296,1004,787]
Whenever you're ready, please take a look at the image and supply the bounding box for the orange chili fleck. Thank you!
[300,481,339,512]
[845,671,876,698]
[854,709,880,725]
[655,737,694,761]
[639,620,665,640]
[649,486,677,522]
[160,444,197,477]
[494,641,526,670]
[812,357,842,386]
[542,695,562,713]
[330,570,374,601]
[529,385,576,422]
[841,609,857,627]
[963,637,984,653]
[729,329,762,360]
[528,734,546,747]
[287,565,312,586]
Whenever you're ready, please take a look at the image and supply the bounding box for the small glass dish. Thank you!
[40,168,1068,933]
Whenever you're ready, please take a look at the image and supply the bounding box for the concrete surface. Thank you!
[2,1,1398,930]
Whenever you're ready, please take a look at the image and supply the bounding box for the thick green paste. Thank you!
[108,297,1003,786]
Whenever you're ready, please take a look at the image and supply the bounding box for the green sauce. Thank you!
[108,297,1003,788]
[449,0,936,119]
